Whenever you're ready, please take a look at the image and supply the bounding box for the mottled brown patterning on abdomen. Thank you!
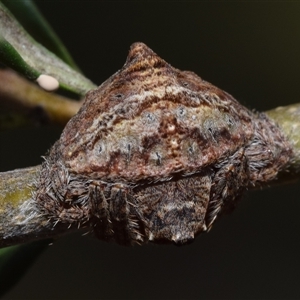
[35,43,293,245]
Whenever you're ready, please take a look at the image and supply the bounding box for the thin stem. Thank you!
[0,69,81,126]
[266,103,300,170]
[0,166,76,248]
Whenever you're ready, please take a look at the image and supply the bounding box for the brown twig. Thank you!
[0,69,82,126]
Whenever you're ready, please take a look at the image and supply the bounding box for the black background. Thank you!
[2,1,300,299]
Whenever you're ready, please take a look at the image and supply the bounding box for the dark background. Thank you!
[2,1,300,299]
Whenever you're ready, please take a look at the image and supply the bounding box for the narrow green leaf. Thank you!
[1,0,80,70]
[0,2,96,95]
[0,34,39,80]
[0,240,52,297]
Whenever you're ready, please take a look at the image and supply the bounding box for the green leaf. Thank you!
[1,0,80,70]
[0,240,52,297]
[0,34,39,80]
[0,1,96,95]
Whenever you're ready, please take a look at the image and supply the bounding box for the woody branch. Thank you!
[0,101,299,248]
